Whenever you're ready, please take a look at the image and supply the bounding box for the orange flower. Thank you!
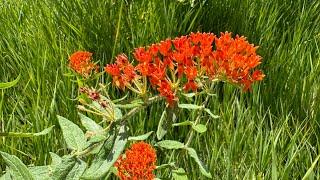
[104,54,137,89]
[105,32,265,104]
[184,80,198,92]
[69,51,97,77]
[185,66,198,80]
[157,80,175,106]
[114,142,157,180]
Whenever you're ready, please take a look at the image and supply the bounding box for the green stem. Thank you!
[185,82,214,147]
[0,132,35,138]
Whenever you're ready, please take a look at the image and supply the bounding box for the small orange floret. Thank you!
[114,142,157,180]
[69,51,97,77]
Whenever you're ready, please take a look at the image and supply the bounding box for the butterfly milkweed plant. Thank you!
[0,32,264,179]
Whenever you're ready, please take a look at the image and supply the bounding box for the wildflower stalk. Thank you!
[185,83,213,147]
[119,95,163,123]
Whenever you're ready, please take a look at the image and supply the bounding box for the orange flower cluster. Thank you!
[69,51,97,77]
[105,32,265,105]
[104,54,136,89]
[114,142,157,180]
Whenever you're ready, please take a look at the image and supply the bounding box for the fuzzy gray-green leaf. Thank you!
[128,131,153,141]
[157,140,185,149]
[157,110,167,140]
[178,104,203,110]
[66,159,87,180]
[78,113,103,132]
[0,151,35,180]
[51,155,76,180]
[186,147,212,178]
[57,115,86,151]
[81,124,127,179]
[172,168,188,180]
[192,124,207,133]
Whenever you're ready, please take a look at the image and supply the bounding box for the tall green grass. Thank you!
[0,0,319,179]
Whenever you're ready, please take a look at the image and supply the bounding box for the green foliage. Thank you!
[186,147,212,178]
[0,152,34,180]
[57,116,87,151]
[172,168,188,180]
[0,0,319,179]
[0,74,20,90]
[128,131,153,141]
[81,124,127,179]
[157,140,185,150]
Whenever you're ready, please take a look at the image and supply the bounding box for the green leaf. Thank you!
[157,140,185,149]
[0,74,20,89]
[115,99,143,109]
[28,166,50,180]
[0,151,35,180]
[157,110,167,140]
[114,108,122,120]
[302,154,320,180]
[49,152,62,167]
[186,148,212,178]
[204,108,220,119]
[57,115,86,151]
[182,92,196,98]
[178,104,203,110]
[81,124,127,179]
[84,130,116,171]
[66,159,87,180]
[88,134,107,144]
[192,124,207,133]
[51,155,76,180]
[0,169,12,180]
[156,162,175,170]
[78,113,103,132]
[172,168,188,180]
[128,131,153,141]
[34,126,55,136]
[172,121,193,127]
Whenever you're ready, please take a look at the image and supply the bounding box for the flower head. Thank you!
[105,32,265,105]
[114,142,157,180]
[105,54,137,89]
[69,51,97,77]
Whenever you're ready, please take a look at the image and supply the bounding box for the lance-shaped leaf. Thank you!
[81,124,127,179]
[186,148,212,178]
[157,110,167,140]
[66,159,87,180]
[172,168,188,180]
[28,166,50,180]
[78,113,103,132]
[157,140,185,150]
[172,121,193,127]
[0,168,12,180]
[0,74,20,89]
[178,104,203,110]
[192,124,207,133]
[0,151,35,180]
[57,115,86,151]
[51,155,76,180]
[204,108,220,119]
[49,152,62,168]
[128,131,153,141]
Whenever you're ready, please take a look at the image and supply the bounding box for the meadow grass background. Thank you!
[0,0,320,179]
